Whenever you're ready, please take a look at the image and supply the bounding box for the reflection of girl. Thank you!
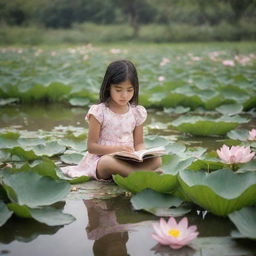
[84,200,129,256]
[62,60,161,180]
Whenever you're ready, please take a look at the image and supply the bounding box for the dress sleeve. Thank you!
[134,105,147,126]
[85,104,104,124]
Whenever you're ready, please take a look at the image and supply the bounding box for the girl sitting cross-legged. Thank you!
[61,59,162,180]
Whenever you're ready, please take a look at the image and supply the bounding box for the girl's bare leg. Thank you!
[96,155,162,179]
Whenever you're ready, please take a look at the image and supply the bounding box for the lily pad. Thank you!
[144,135,170,148]
[29,207,76,226]
[131,189,190,217]
[0,201,13,227]
[227,129,249,141]
[228,206,256,239]
[113,171,177,194]
[131,189,182,210]
[171,115,248,136]
[56,167,90,184]
[2,171,70,208]
[31,141,66,157]
[69,97,90,106]
[8,158,59,180]
[216,103,243,116]
[60,152,84,164]
[178,168,256,216]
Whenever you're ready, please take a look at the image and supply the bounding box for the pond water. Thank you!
[0,104,256,256]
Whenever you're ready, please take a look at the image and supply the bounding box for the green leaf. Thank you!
[229,206,256,239]
[9,158,59,179]
[60,152,84,164]
[31,141,66,157]
[171,115,248,136]
[59,139,86,152]
[161,154,195,175]
[131,189,182,210]
[216,104,243,116]
[178,169,256,216]
[7,147,38,161]
[188,159,225,172]
[144,135,170,148]
[7,203,32,218]
[69,97,90,106]
[56,167,90,184]
[0,201,13,227]
[113,171,177,194]
[227,129,249,141]
[146,207,191,217]
[30,207,76,226]
[3,171,70,208]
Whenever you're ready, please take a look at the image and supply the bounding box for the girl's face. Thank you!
[110,80,134,106]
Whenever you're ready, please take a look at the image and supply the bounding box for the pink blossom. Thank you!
[110,48,121,54]
[217,144,255,164]
[152,217,198,250]
[222,60,235,66]
[248,129,256,141]
[158,76,165,82]
[160,57,170,66]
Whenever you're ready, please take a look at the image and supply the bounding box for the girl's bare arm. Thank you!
[133,124,145,151]
[87,115,133,155]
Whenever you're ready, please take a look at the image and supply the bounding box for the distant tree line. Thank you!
[0,0,255,36]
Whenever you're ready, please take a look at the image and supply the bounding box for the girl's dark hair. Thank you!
[99,59,139,105]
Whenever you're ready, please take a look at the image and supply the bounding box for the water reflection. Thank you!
[0,217,62,244]
[84,198,155,256]
[151,244,196,256]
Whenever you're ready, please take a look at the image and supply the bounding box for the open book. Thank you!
[110,146,166,162]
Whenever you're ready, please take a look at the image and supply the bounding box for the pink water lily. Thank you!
[217,144,255,164]
[152,217,198,250]
[248,129,256,141]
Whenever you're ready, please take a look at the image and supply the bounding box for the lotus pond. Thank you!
[0,43,256,256]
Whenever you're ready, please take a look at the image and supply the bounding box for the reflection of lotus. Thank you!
[217,144,255,164]
[248,129,256,141]
[152,217,198,249]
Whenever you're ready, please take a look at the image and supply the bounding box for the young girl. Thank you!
[61,59,161,180]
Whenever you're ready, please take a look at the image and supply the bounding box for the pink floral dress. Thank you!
[61,103,147,180]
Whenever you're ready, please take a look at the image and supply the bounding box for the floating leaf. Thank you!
[178,169,256,216]
[60,152,84,164]
[113,171,177,194]
[216,104,243,116]
[130,189,190,217]
[69,97,90,106]
[29,207,76,226]
[3,171,70,208]
[228,206,256,239]
[227,129,249,141]
[171,115,248,136]
[31,141,66,157]
[131,189,182,210]
[0,201,13,227]
[56,167,90,184]
[144,135,170,148]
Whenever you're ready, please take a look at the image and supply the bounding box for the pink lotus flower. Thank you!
[158,76,165,82]
[152,217,198,249]
[248,129,256,141]
[222,60,235,66]
[217,144,255,164]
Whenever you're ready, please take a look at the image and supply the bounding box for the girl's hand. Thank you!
[118,146,134,152]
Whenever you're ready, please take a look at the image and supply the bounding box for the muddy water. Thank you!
[0,104,256,256]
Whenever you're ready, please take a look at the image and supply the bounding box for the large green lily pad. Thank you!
[178,169,256,216]
[2,171,70,208]
[171,115,249,136]
[113,171,177,194]
[0,201,13,226]
[229,206,256,239]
